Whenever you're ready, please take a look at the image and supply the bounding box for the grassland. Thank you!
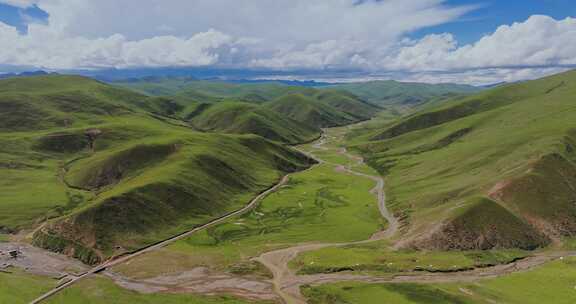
[112,127,384,279]
[291,240,527,275]
[302,256,576,304]
[0,268,57,304]
[0,75,314,265]
[303,281,473,304]
[349,69,576,251]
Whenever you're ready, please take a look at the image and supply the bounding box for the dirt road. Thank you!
[29,172,299,304]
[27,127,576,304]
[254,130,400,304]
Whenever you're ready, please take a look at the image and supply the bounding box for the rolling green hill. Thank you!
[267,92,380,128]
[350,69,576,251]
[0,75,315,264]
[327,80,480,107]
[114,77,381,139]
[113,77,315,103]
[186,101,321,144]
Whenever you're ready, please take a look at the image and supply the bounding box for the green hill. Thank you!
[114,77,315,103]
[0,75,315,264]
[187,101,320,144]
[114,77,380,140]
[350,69,576,251]
[267,92,380,128]
[328,80,480,106]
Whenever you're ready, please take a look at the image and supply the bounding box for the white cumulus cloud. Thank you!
[0,23,234,69]
[383,15,576,71]
[0,1,574,84]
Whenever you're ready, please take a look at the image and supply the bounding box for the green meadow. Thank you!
[291,239,527,275]
[114,129,385,278]
[303,256,576,304]
[0,269,57,304]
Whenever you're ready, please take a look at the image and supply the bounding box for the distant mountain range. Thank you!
[0,70,56,79]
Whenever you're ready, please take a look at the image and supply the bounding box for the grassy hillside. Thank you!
[350,69,576,251]
[327,80,480,106]
[267,92,379,128]
[187,102,320,144]
[114,77,380,140]
[0,75,315,264]
[110,127,384,280]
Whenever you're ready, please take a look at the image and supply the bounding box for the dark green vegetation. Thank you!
[0,75,315,264]
[302,256,576,304]
[327,80,480,107]
[349,69,576,251]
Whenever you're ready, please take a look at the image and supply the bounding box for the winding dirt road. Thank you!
[27,127,576,304]
[29,169,299,303]
[254,129,399,304]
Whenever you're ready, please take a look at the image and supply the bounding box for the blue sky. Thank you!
[0,0,574,84]
[0,3,46,33]
[412,0,576,44]
[4,1,574,45]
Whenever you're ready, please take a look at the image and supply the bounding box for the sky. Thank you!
[0,0,574,84]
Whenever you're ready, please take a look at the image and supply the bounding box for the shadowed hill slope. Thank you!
[0,75,315,264]
[350,69,576,251]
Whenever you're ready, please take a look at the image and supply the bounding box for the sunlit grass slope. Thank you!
[351,69,576,250]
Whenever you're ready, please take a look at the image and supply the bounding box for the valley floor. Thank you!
[2,124,576,304]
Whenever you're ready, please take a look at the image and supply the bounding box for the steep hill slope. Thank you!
[350,69,576,251]
[267,92,379,128]
[186,101,320,144]
[0,75,315,264]
[329,80,480,106]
